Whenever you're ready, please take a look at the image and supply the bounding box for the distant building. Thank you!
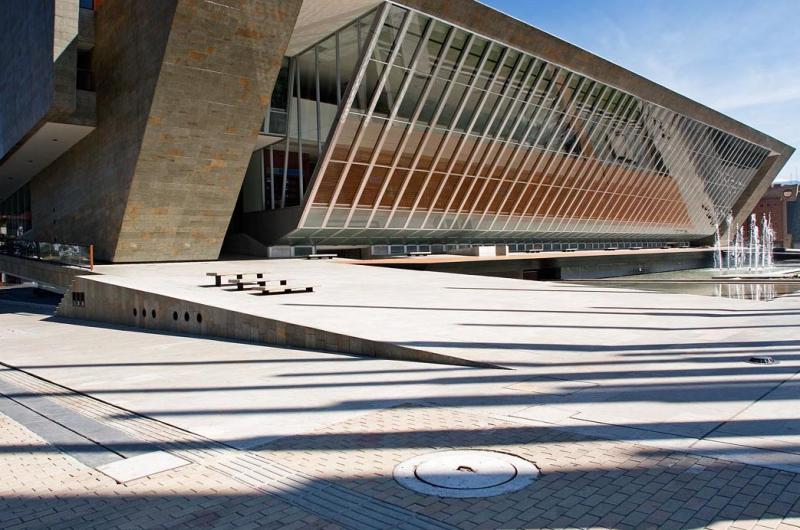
[0,0,794,262]
[750,183,800,248]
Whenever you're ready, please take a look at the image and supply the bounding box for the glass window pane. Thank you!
[416,21,448,74]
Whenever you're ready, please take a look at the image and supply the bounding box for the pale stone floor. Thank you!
[2,264,800,529]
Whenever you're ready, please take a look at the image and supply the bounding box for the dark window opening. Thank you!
[77,48,95,91]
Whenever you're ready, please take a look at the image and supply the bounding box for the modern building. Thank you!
[1,0,794,262]
[748,183,800,248]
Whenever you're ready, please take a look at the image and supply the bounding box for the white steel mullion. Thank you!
[571,99,641,236]
[444,50,537,230]
[320,7,412,227]
[636,112,693,233]
[698,132,736,224]
[384,34,485,227]
[690,129,731,230]
[627,106,686,238]
[268,146,275,209]
[538,82,614,234]
[538,92,637,236]
[296,65,304,201]
[298,5,389,228]
[719,145,762,214]
[481,61,558,231]
[431,47,522,232]
[586,106,657,237]
[500,70,576,232]
[658,119,712,236]
[525,77,603,233]
[546,85,618,234]
[281,58,297,209]
[363,26,460,230]
[667,124,723,236]
[612,105,676,237]
[457,54,533,225]
[499,68,573,232]
[526,79,598,235]
[416,44,510,233]
[473,61,550,230]
[705,137,748,226]
[403,39,500,230]
[580,102,652,235]
[342,17,436,227]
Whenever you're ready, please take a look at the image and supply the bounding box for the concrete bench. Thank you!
[562,248,578,253]
[255,285,314,296]
[604,247,618,251]
[306,254,336,260]
[228,278,288,291]
[407,251,431,257]
[526,249,543,253]
[629,246,643,250]
[206,272,264,287]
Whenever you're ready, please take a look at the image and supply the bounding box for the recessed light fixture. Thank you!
[52,138,58,142]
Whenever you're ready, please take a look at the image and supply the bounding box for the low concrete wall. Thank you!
[0,254,94,292]
[57,276,495,369]
[373,249,714,280]
[556,251,712,280]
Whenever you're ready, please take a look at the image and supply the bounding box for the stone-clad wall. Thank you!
[0,1,55,159]
[32,0,302,262]
[32,1,178,260]
[52,0,80,118]
[113,0,302,262]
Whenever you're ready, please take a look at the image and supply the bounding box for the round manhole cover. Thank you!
[394,450,538,498]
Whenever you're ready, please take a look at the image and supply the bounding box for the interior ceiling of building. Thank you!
[0,122,94,200]
[287,0,381,55]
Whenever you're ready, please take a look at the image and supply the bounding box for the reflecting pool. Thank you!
[572,267,800,302]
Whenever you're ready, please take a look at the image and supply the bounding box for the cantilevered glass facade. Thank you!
[253,2,773,246]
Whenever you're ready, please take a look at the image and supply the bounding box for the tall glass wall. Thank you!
[257,2,772,245]
[256,11,376,210]
[0,183,32,237]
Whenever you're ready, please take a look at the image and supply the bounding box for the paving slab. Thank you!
[3,259,800,472]
[96,451,190,483]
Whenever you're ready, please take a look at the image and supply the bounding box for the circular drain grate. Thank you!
[394,450,538,498]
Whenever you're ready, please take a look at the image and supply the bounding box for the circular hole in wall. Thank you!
[133,308,137,317]
[151,309,156,319]
[184,312,190,322]
[141,308,146,318]
[173,311,178,321]
[197,313,203,324]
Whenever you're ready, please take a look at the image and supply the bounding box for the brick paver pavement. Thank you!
[3,376,800,529]
[0,413,340,530]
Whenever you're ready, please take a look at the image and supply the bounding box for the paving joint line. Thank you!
[0,362,231,463]
[210,454,459,530]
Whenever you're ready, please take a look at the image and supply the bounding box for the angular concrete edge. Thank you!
[56,275,500,369]
[0,254,96,292]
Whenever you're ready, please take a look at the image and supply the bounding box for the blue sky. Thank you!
[482,0,800,182]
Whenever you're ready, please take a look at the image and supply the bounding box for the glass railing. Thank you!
[0,238,94,270]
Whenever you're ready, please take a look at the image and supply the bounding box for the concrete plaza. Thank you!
[2,260,800,528]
